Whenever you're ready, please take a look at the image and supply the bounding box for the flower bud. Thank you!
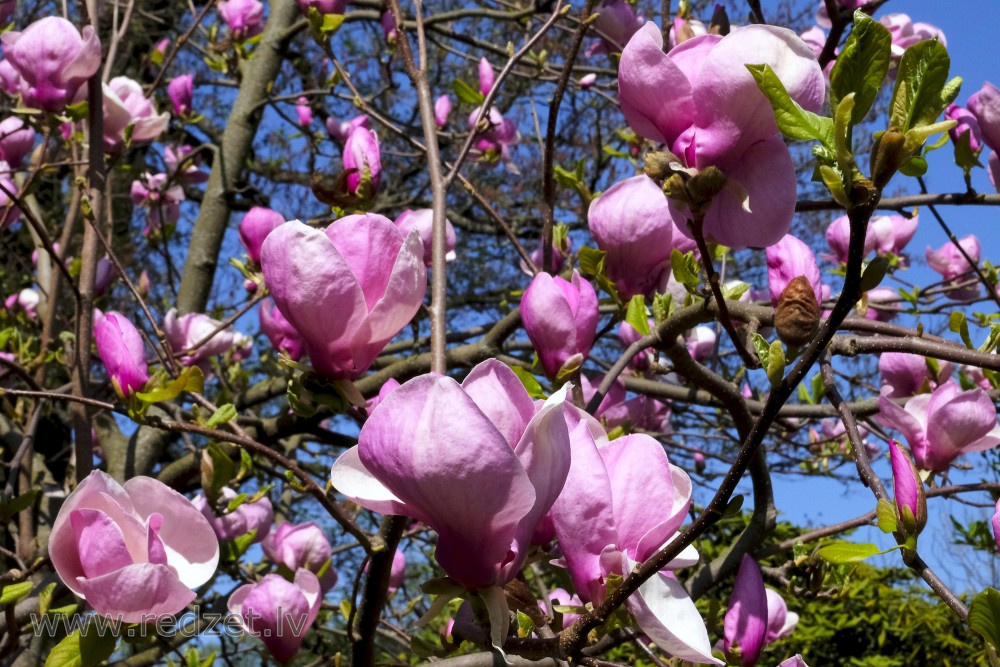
[870,127,907,190]
[168,74,194,117]
[890,440,927,537]
[93,309,149,397]
[775,276,821,348]
[434,95,452,127]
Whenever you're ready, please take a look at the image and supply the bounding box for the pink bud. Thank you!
[167,74,194,117]
[685,326,716,363]
[228,570,321,663]
[766,234,822,307]
[218,0,265,40]
[325,114,369,143]
[295,96,313,126]
[694,451,706,473]
[94,257,115,297]
[992,499,1000,553]
[889,440,927,536]
[262,522,338,591]
[137,270,151,297]
[521,271,599,380]
[724,555,768,667]
[93,310,149,396]
[434,94,452,128]
[295,0,348,15]
[478,57,495,96]
[380,11,397,43]
[192,487,273,543]
[578,73,597,89]
[388,549,406,593]
[343,127,381,196]
[239,207,286,263]
[946,103,983,153]
[0,117,34,168]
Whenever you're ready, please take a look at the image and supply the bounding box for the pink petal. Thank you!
[70,509,134,578]
[76,563,197,623]
[461,358,536,448]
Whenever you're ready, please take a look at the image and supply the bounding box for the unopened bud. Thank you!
[774,275,821,347]
[890,440,927,538]
[708,5,730,35]
[644,150,682,181]
[686,166,727,205]
[870,127,907,190]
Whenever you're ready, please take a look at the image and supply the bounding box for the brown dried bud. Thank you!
[686,166,727,205]
[644,150,683,181]
[870,126,907,190]
[662,173,690,203]
[775,275,821,347]
[708,5,730,35]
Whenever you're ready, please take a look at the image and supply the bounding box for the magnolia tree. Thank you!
[3,0,1000,665]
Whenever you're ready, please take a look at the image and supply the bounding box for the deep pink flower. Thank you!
[259,299,304,361]
[94,309,149,397]
[381,11,397,43]
[331,360,571,590]
[296,0,348,15]
[588,0,643,56]
[618,23,824,249]
[1,17,101,112]
[394,208,458,266]
[192,487,273,543]
[326,114,369,143]
[766,234,822,307]
[969,83,1000,152]
[724,555,768,667]
[168,74,194,117]
[260,216,426,379]
[434,95,451,127]
[946,103,983,153]
[228,570,321,663]
[521,271,599,380]
[130,172,185,232]
[262,521,338,591]
[877,381,1000,472]
[218,0,265,40]
[342,127,381,196]
[239,206,286,263]
[889,440,927,535]
[468,106,520,172]
[879,352,953,397]
[295,96,312,126]
[49,470,219,622]
[993,499,1000,553]
[0,117,34,168]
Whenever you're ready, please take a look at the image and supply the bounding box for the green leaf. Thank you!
[950,311,973,348]
[860,256,891,292]
[829,11,892,127]
[320,12,345,34]
[204,403,237,429]
[670,249,700,293]
[766,340,786,388]
[625,295,650,335]
[724,494,744,517]
[876,498,898,534]
[136,366,204,404]
[201,442,236,505]
[750,332,770,368]
[578,246,606,279]
[747,63,833,145]
[722,281,750,301]
[1,487,39,521]
[0,581,32,604]
[816,541,882,564]
[219,529,257,562]
[516,610,534,638]
[510,366,546,399]
[891,39,952,132]
[652,292,674,324]
[979,323,1000,354]
[453,79,485,105]
[44,622,118,667]
[970,587,1000,649]
[898,155,928,177]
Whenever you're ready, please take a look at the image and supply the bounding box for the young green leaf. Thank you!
[747,63,833,145]
[969,587,1000,650]
[816,541,882,564]
[829,11,892,126]
[625,294,651,335]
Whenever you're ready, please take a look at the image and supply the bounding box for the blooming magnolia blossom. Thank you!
[926,235,981,300]
[394,208,458,266]
[825,214,919,264]
[130,172,185,233]
[879,352,953,397]
[326,114,369,143]
[103,76,170,151]
[168,74,194,117]
[521,271,599,380]
[588,0,643,56]
[259,299,305,360]
[0,117,34,168]
[1,17,101,112]
[968,82,1000,189]
[685,326,717,363]
[587,175,673,297]
[865,287,899,323]
[878,381,1000,472]
[946,103,983,153]
[49,470,219,622]
[618,319,654,372]
[331,359,572,590]
[262,521,338,591]
[549,413,718,664]
[765,589,799,644]
[342,127,381,197]
[767,234,822,306]
[164,308,250,369]
[5,287,38,318]
[366,377,401,413]
[192,487,273,543]
[239,206,286,263]
[724,555,768,667]
[93,309,149,397]
[228,570,322,663]
[434,95,451,127]
[218,0,265,40]
[259,216,426,379]
[468,106,520,172]
[164,145,209,185]
[543,588,583,628]
[879,13,946,60]
[618,23,824,249]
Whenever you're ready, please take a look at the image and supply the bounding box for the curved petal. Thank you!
[876,392,926,448]
[70,509,134,578]
[123,477,220,589]
[76,563,196,623]
[260,220,368,378]
[330,446,413,517]
[521,273,580,378]
[461,359,536,448]
[724,555,767,666]
[618,22,694,145]
[925,386,998,469]
[359,374,536,589]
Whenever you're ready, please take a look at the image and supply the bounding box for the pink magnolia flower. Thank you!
[366,377,400,413]
[262,521,338,591]
[946,103,983,153]
[49,470,219,622]
[388,549,406,593]
[103,76,170,151]
[130,172,185,233]
[588,0,644,56]
[879,352,953,397]
[543,588,582,628]
[815,0,865,28]
[381,11,397,44]
[259,299,304,361]
[877,381,1000,472]
[764,589,799,643]
[618,319,654,372]
[296,0,348,15]
[880,13,946,60]
[521,236,573,276]
[927,235,981,300]
[993,499,1000,553]
[164,145,209,185]
[779,655,810,667]
[326,114,369,143]
[192,487,273,543]
[342,126,381,197]
[239,206,286,263]
[800,26,826,57]
[969,83,1000,152]
[167,74,194,117]
[228,570,321,663]
[0,117,34,168]
[218,0,265,40]
[295,96,312,126]
[962,365,993,391]
[521,271,599,380]
[864,287,898,322]
[767,234,822,307]
[5,287,38,318]
[0,59,20,97]
[1,17,101,112]
[824,214,918,264]
[394,208,458,266]
[685,326,716,363]
[478,57,495,97]
[549,415,717,664]
[889,440,927,535]
[724,555,768,667]
[260,216,426,379]
[331,359,572,591]
[469,106,520,172]
[587,175,673,298]
[434,94,451,128]
[618,23,824,249]
[93,309,149,397]
[163,308,249,369]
